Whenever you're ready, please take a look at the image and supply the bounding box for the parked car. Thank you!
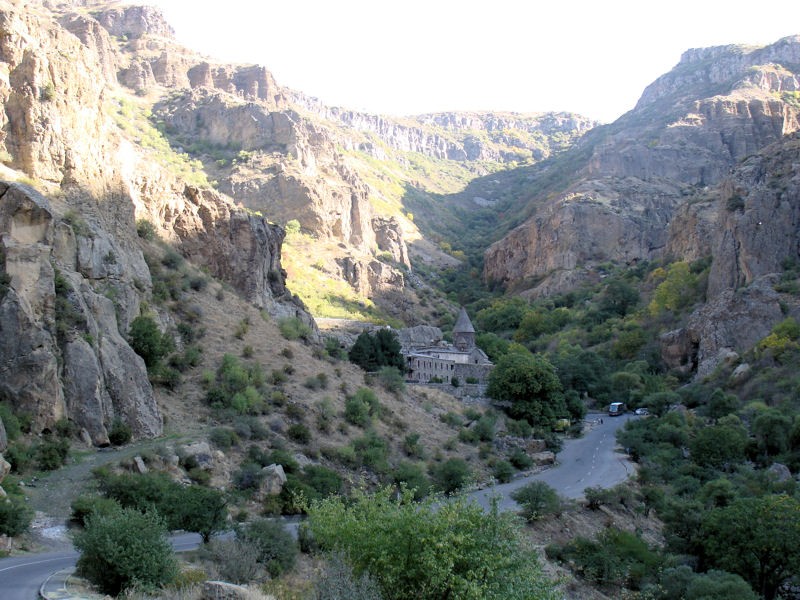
[634,407,649,416]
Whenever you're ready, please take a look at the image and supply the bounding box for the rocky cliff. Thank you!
[0,1,313,442]
[661,132,800,376]
[484,36,800,297]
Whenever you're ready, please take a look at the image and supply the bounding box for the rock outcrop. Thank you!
[484,37,800,297]
[0,182,161,443]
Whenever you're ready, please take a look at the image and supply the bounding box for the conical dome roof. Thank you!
[453,307,475,334]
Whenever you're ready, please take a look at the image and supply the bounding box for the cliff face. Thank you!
[484,37,800,296]
[661,133,800,376]
[0,2,312,442]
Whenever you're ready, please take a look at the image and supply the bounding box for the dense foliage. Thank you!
[74,506,178,596]
[306,488,558,600]
[349,329,404,372]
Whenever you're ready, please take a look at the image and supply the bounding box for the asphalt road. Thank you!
[0,414,635,599]
[468,413,635,511]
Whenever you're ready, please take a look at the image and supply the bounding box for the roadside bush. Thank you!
[393,461,431,500]
[430,458,471,494]
[74,507,178,596]
[511,481,562,521]
[492,460,515,483]
[70,495,121,527]
[0,493,34,537]
[203,537,263,585]
[238,518,298,577]
[509,448,533,470]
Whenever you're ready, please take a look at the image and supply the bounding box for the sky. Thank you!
[145,0,800,123]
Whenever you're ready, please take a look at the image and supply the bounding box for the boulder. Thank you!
[259,464,287,497]
[181,441,214,470]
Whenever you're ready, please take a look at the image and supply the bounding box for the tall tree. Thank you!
[701,494,800,600]
[486,352,567,428]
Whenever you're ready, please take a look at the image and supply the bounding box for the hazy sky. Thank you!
[145,0,800,123]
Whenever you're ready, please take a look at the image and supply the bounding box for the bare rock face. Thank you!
[0,413,7,452]
[0,182,161,442]
[483,37,800,296]
[92,5,175,40]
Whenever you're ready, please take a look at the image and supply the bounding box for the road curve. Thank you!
[0,415,636,599]
[468,413,635,512]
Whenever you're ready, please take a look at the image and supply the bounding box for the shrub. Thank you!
[402,432,424,458]
[377,366,406,394]
[307,487,557,600]
[71,495,121,527]
[35,435,69,470]
[430,458,471,494]
[309,553,384,600]
[209,427,239,449]
[509,448,533,470]
[203,538,263,584]
[108,418,132,446]
[278,317,312,341]
[492,460,515,483]
[128,315,173,369]
[74,507,178,595]
[287,423,312,445]
[393,461,431,500]
[136,219,157,240]
[511,481,562,521]
[0,493,34,537]
[233,462,264,492]
[238,518,298,577]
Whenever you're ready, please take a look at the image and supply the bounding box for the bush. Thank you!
[209,427,239,450]
[70,495,120,527]
[75,507,177,595]
[108,418,132,446]
[509,448,533,470]
[511,481,562,521]
[309,553,384,600]
[307,487,558,600]
[377,366,405,394]
[35,435,69,470]
[393,461,431,500]
[287,423,312,445]
[233,462,264,492]
[136,219,157,240]
[492,460,515,483]
[0,493,34,536]
[430,458,471,494]
[128,315,173,369]
[203,538,263,584]
[238,518,298,577]
[278,317,312,341]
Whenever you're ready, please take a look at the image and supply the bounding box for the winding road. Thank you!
[0,414,635,599]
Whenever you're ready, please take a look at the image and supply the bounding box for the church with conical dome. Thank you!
[403,307,493,385]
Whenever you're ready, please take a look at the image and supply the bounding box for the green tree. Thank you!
[599,279,639,317]
[689,423,747,470]
[487,352,567,428]
[171,485,227,543]
[702,494,800,600]
[706,388,739,421]
[752,409,793,457]
[74,507,178,596]
[648,262,698,315]
[306,488,559,600]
